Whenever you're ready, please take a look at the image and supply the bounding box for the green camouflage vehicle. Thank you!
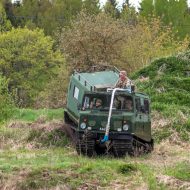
[64,67,154,157]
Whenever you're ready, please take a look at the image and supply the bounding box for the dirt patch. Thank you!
[152,111,172,130]
[157,174,190,190]
[135,140,190,173]
[7,119,74,138]
[3,119,75,150]
[152,111,190,146]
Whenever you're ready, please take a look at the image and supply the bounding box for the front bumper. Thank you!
[77,131,133,140]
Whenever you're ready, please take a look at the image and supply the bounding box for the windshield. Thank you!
[82,93,133,111]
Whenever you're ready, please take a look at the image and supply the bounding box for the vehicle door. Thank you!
[134,97,144,138]
[141,98,151,141]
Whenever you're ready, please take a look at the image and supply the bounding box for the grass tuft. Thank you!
[118,163,138,175]
[166,161,190,182]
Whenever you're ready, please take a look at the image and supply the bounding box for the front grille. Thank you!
[113,121,122,130]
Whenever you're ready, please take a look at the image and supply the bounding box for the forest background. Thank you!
[0,0,190,118]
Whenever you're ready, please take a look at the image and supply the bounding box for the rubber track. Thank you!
[76,138,95,157]
[112,138,153,157]
[112,140,134,157]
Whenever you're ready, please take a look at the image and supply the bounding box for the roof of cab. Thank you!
[73,70,119,90]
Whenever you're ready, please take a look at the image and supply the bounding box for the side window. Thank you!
[144,99,150,114]
[73,86,79,100]
[135,98,141,112]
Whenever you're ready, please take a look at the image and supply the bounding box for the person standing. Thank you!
[115,70,128,88]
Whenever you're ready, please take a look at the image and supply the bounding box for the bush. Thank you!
[133,51,190,142]
[36,65,69,108]
[0,75,15,122]
[0,28,65,107]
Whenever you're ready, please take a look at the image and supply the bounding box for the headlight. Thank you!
[123,124,129,131]
[80,122,87,129]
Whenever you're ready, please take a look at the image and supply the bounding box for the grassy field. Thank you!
[1,53,190,189]
[0,109,190,190]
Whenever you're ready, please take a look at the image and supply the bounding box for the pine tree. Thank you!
[104,0,120,18]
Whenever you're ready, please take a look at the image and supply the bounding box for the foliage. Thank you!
[104,0,120,18]
[132,51,190,141]
[36,64,69,108]
[120,17,188,72]
[59,12,129,70]
[4,0,100,36]
[120,3,138,25]
[0,28,64,107]
[0,74,15,122]
[140,0,190,39]
[0,3,11,32]
[60,12,188,72]
[82,0,101,15]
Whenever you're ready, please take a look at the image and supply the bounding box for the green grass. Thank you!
[0,147,131,189]
[166,162,190,181]
[0,147,165,189]
[0,125,167,190]
[11,108,64,122]
[0,110,189,189]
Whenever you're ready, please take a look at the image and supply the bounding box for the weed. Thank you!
[166,161,190,181]
[153,128,172,143]
[118,163,138,175]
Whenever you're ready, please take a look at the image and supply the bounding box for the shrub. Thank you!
[0,28,65,107]
[0,75,15,122]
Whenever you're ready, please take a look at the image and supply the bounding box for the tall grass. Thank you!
[11,108,64,122]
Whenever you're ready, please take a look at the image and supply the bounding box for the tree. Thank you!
[0,74,15,121]
[59,12,128,70]
[59,12,188,73]
[0,3,12,32]
[139,0,154,16]
[9,0,84,35]
[36,64,69,108]
[120,2,138,25]
[0,28,64,106]
[104,0,120,18]
[120,17,189,72]
[140,0,190,38]
[82,0,100,15]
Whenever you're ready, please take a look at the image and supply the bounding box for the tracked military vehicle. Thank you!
[64,67,154,157]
